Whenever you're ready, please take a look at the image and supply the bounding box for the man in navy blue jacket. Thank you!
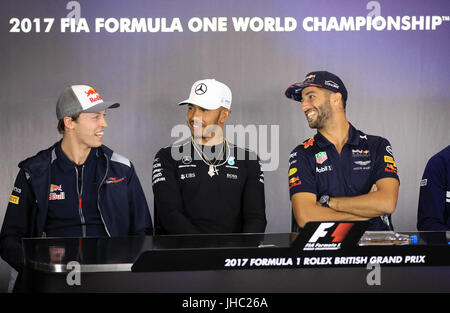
[0,85,153,273]
[417,145,450,230]
[285,71,400,231]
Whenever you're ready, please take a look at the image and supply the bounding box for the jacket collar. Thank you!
[54,140,98,172]
[315,123,360,149]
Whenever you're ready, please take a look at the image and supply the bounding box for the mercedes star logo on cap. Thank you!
[195,83,207,95]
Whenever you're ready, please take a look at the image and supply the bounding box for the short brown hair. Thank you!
[57,113,81,134]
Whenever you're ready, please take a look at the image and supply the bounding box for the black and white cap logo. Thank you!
[195,83,207,95]
[324,80,339,89]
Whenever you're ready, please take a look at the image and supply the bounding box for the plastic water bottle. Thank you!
[358,231,418,246]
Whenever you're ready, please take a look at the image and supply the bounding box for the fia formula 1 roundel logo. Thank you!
[195,83,207,95]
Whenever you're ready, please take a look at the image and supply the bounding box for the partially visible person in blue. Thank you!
[0,85,153,275]
[285,71,400,231]
[417,145,450,230]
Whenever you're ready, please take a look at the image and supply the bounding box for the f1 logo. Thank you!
[331,223,354,242]
[294,221,365,252]
[308,222,354,243]
[308,222,334,243]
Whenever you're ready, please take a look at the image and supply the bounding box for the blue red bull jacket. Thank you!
[0,142,153,271]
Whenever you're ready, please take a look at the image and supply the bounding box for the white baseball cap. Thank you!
[56,85,120,120]
[178,79,232,110]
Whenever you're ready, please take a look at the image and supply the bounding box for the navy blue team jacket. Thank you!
[417,145,450,230]
[288,123,400,231]
[0,141,153,271]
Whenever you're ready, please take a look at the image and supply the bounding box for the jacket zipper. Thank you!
[98,156,111,237]
[75,165,87,237]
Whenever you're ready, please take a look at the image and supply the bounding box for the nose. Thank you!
[192,107,203,118]
[99,115,108,128]
[190,116,204,128]
[301,99,312,112]
[188,106,203,122]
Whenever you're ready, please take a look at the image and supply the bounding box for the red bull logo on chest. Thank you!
[49,184,65,200]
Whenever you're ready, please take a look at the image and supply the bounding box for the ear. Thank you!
[330,92,344,111]
[219,108,230,124]
[63,116,75,131]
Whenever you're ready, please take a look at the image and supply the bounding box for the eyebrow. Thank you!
[188,104,209,111]
[303,90,316,97]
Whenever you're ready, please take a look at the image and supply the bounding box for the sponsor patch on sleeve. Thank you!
[302,137,315,149]
[152,157,166,185]
[289,168,298,176]
[9,195,19,205]
[384,155,398,173]
[384,155,396,166]
[289,176,302,189]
